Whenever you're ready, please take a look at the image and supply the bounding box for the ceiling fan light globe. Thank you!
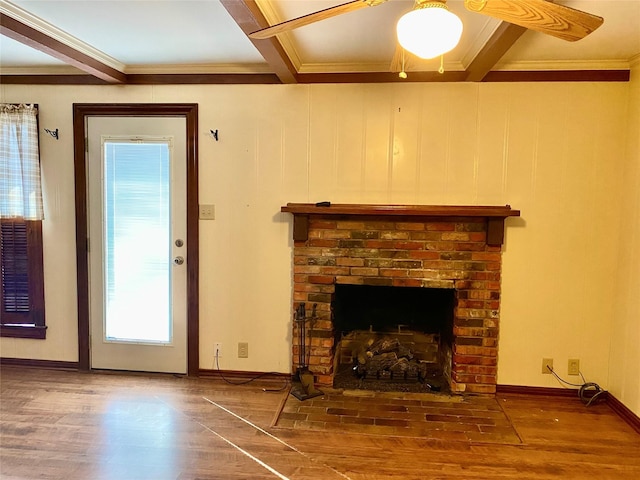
[396,5,463,59]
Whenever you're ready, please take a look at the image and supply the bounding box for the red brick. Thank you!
[321,230,351,239]
[465,384,496,394]
[309,220,337,229]
[364,240,394,248]
[336,257,365,267]
[442,232,470,241]
[409,251,440,260]
[471,252,502,262]
[350,267,379,276]
[307,239,339,248]
[425,222,456,231]
[381,231,411,240]
[396,222,425,231]
[455,242,486,251]
[319,266,350,276]
[469,232,487,242]
[308,275,335,284]
[454,345,497,356]
[456,365,498,375]
[337,221,365,230]
[294,265,322,274]
[392,278,422,287]
[453,354,498,366]
[380,269,409,277]
[453,327,487,337]
[335,276,364,285]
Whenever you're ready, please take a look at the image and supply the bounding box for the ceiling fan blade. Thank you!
[464,0,603,42]
[249,0,384,39]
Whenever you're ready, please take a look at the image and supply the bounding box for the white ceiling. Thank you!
[1,0,639,80]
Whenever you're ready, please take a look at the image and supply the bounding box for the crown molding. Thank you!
[0,0,124,72]
[0,65,85,75]
[494,59,632,71]
[298,61,465,74]
[124,63,273,75]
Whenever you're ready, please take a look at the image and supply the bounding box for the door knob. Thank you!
[174,256,185,265]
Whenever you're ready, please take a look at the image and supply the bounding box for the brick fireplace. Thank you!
[282,204,520,394]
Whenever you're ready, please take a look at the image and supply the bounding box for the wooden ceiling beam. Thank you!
[464,22,527,82]
[0,14,126,84]
[220,0,298,84]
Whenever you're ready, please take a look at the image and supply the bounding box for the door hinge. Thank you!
[85,137,88,152]
[86,237,90,252]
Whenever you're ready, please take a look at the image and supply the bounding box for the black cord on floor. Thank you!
[547,365,607,406]
[213,351,289,391]
[547,365,584,387]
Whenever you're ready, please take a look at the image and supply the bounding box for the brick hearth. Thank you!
[283,204,519,394]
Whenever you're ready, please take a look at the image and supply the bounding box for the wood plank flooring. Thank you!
[1,367,638,479]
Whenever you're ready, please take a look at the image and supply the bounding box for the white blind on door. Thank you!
[103,140,172,343]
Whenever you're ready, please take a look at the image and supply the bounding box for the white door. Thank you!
[87,117,187,374]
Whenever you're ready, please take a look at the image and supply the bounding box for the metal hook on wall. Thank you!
[210,129,219,141]
[44,128,59,139]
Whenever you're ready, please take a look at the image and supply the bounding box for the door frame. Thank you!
[73,104,199,375]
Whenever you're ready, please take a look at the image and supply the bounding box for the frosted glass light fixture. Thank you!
[396,0,463,59]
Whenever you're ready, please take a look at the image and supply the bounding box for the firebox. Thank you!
[282,203,520,394]
[332,285,456,392]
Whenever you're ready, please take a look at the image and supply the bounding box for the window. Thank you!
[0,104,46,338]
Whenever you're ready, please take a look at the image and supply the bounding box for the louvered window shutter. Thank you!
[0,219,45,336]
[1,221,30,314]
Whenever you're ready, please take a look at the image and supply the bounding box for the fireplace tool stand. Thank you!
[290,303,324,401]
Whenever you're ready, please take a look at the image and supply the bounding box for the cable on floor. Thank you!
[213,350,290,392]
[547,365,607,406]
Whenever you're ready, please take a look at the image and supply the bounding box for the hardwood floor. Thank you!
[1,367,638,479]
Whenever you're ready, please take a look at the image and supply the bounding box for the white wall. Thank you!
[0,81,634,412]
[609,61,640,416]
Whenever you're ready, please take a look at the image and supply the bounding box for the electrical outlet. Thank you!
[214,342,222,358]
[542,358,553,374]
[568,358,580,376]
[199,204,215,220]
[238,342,249,358]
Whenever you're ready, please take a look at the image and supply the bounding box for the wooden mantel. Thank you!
[281,203,520,246]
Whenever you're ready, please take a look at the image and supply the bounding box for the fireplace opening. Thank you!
[332,284,456,393]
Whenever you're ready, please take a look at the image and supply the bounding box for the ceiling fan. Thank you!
[249,0,604,65]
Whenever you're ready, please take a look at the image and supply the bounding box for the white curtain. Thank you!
[0,104,44,220]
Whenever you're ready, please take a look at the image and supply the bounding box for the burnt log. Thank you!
[365,352,398,373]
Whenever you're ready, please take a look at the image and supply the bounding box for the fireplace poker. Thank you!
[291,302,323,401]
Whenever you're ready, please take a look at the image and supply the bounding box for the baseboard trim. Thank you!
[497,384,579,398]
[199,368,289,383]
[0,357,79,370]
[498,384,640,434]
[606,392,640,434]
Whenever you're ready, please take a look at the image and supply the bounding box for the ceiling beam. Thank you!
[464,22,527,82]
[220,0,298,84]
[0,14,126,84]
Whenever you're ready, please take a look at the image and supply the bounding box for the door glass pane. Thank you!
[103,140,171,343]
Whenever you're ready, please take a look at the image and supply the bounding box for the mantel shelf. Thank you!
[281,203,520,218]
[280,203,520,246]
